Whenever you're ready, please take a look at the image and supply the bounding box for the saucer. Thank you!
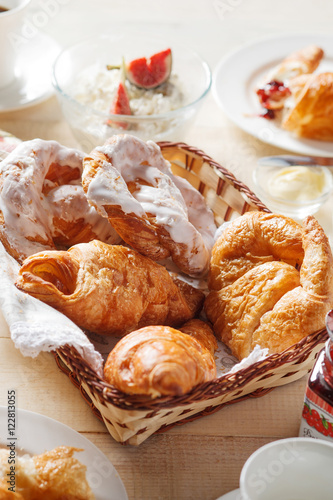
[216,488,242,500]
[0,31,61,112]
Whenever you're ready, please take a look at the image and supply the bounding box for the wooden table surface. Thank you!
[1,1,333,499]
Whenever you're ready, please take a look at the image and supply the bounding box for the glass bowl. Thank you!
[253,163,333,219]
[52,33,212,152]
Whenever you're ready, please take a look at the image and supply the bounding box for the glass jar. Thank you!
[299,310,333,441]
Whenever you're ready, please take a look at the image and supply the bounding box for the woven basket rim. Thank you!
[55,326,327,411]
[157,141,270,213]
[54,141,328,412]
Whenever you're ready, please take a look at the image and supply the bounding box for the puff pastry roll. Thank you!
[15,240,204,336]
[266,45,324,83]
[256,45,324,111]
[282,72,333,141]
[0,446,95,500]
[205,215,333,360]
[103,319,217,397]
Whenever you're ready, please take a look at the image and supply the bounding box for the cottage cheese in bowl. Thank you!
[73,64,185,117]
[52,33,212,151]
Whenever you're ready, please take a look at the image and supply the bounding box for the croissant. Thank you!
[82,134,216,277]
[103,319,217,398]
[282,72,333,141]
[208,211,304,291]
[0,446,95,500]
[205,215,333,360]
[15,240,204,336]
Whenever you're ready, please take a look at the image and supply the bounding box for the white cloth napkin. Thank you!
[0,242,104,378]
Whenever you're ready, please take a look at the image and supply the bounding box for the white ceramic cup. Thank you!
[0,0,32,89]
[240,437,333,500]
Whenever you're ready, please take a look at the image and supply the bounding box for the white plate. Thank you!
[212,34,333,157]
[0,406,128,500]
[216,488,242,500]
[0,31,60,112]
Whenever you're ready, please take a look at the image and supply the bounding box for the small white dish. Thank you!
[212,33,333,157]
[253,163,333,219]
[0,31,61,112]
[0,406,128,500]
[216,488,242,499]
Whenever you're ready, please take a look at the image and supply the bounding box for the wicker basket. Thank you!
[53,141,327,445]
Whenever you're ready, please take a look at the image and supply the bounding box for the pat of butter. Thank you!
[268,166,326,202]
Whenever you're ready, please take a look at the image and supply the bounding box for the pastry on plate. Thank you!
[256,45,324,111]
[104,319,217,397]
[0,446,95,500]
[282,72,333,141]
[15,240,204,336]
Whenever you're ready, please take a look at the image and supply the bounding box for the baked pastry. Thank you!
[205,214,333,360]
[255,45,333,141]
[0,446,95,499]
[282,72,333,141]
[103,319,217,397]
[15,240,204,336]
[82,134,216,277]
[179,318,218,356]
[0,139,120,264]
[208,211,304,291]
[265,44,324,84]
[256,45,324,111]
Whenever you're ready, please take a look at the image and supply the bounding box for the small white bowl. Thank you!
[240,437,333,500]
[253,163,333,219]
[52,33,211,152]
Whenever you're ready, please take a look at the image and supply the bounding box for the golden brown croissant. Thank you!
[205,261,301,360]
[15,240,204,336]
[82,134,216,277]
[282,72,333,141]
[103,319,217,397]
[287,73,312,100]
[0,139,120,264]
[208,211,304,291]
[205,215,333,360]
[252,216,333,353]
[0,446,95,500]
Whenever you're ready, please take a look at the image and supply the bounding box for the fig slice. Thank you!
[126,48,172,89]
[107,81,132,129]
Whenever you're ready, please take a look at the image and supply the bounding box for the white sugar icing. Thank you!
[0,138,119,261]
[84,134,216,276]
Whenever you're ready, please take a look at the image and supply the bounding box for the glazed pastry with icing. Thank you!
[103,319,217,398]
[0,446,95,500]
[0,139,120,264]
[82,134,216,277]
[15,240,205,336]
[205,214,333,360]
